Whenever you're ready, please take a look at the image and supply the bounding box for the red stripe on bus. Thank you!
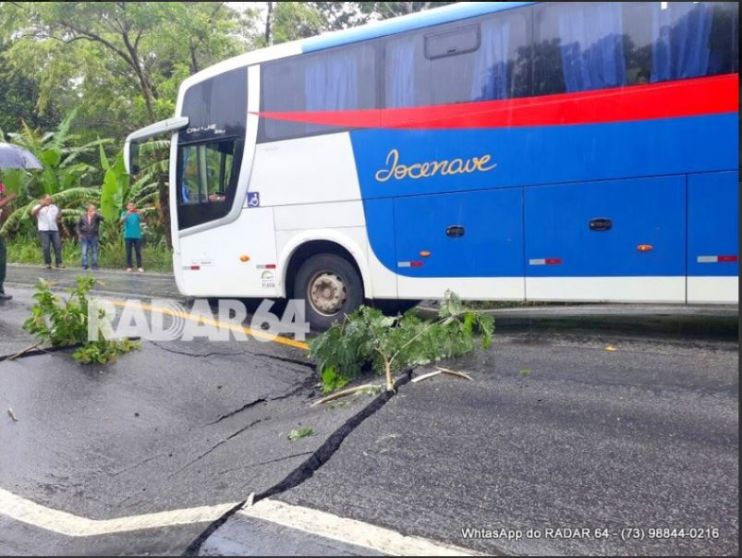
[252,73,738,130]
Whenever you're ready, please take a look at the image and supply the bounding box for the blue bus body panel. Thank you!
[394,188,524,277]
[524,177,685,277]
[301,2,533,53]
[350,113,737,278]
[688,171,739,277]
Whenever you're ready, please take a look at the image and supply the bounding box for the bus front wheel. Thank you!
[294,253,364,331]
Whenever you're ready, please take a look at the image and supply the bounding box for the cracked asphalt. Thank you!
[0,265,738,556]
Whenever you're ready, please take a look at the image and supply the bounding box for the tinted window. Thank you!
[176,139,243,230]
[534,2,739,95]
[384,11,530,108]
[258,44,376,142]
[181,67,247,143]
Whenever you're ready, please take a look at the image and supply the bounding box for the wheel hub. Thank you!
[308,272,347,315]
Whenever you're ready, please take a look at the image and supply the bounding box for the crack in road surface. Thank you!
[169,419,267,479]
[208,382,311,426]
[182,370,414,556]
[252,352,316,370]
[150,342,246,359]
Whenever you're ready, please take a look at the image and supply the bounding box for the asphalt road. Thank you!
[278,334,738,556]
[0,265,738,555]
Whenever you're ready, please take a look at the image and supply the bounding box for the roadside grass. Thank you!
[6,237,173,273]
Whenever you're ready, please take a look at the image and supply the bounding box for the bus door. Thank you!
[524,176,686,302]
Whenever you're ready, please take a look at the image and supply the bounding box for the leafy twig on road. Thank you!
[309,290,493,393]
[22,276,139,364]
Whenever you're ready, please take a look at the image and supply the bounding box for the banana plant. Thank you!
[0,186,100,237]
[6,108,111,196]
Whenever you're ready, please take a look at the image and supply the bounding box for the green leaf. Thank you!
[39,148,61,168]
[288,426,314,441]
[99,140,110,171]
[100,153,129,222]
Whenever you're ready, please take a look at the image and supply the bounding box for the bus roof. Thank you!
[300,2,534,53]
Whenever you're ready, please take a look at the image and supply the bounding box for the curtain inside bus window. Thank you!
[305,51,358,133]
[651,2,712,82]
[557,2,626,92]
[386,37,417,108]
[471,19,511,100]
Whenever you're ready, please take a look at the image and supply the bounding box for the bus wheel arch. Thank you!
[284,240,366,331]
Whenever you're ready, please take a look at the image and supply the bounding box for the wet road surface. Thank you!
[0,265,738,555]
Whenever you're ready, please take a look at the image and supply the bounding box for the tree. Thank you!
[260,2,326,46]
[359,2,455,20]
[0,109,109,237]
[3,2,249,136]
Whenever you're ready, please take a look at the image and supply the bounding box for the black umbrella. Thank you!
[0,142,42,170]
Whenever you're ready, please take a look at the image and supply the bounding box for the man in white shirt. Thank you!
[31,195,64,269]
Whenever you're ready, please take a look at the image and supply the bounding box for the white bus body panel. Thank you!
[687,277,739,304]
[175,207,279,298]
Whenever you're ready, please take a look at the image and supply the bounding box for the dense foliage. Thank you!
[309,291,494,392]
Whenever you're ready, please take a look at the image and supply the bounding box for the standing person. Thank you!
[77,204,103,270]
[119,202,143,272]
[31,194,64,270]
[0,181,17,301]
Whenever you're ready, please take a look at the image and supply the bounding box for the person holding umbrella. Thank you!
[0,180,17,301]
[0,142,43,301]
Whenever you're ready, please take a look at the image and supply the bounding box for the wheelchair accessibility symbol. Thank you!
[247,192,260,208]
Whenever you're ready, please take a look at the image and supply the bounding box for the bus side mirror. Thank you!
[124,140,140,175]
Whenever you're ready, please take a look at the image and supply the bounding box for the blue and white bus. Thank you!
[125,1,739,330]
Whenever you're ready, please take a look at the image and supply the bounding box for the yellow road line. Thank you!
[108,299,310,351]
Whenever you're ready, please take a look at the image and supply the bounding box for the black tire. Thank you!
[371,299,421,316]
[294,253,364,331]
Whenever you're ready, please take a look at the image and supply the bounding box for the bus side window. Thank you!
[534,2,628,94]
[384,11,529,109]
[258,43,376,142]
[535,1,739,96]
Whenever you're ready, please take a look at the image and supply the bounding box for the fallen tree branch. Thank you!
[8,342,43,361]
[310,383,382,407]
[411,370,442,384]
[436,366,473,381]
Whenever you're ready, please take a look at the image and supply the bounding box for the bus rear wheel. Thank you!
[295,253,363,331]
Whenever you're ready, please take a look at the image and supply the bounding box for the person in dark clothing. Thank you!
[77,204,104,270]
[0,181,17,301]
